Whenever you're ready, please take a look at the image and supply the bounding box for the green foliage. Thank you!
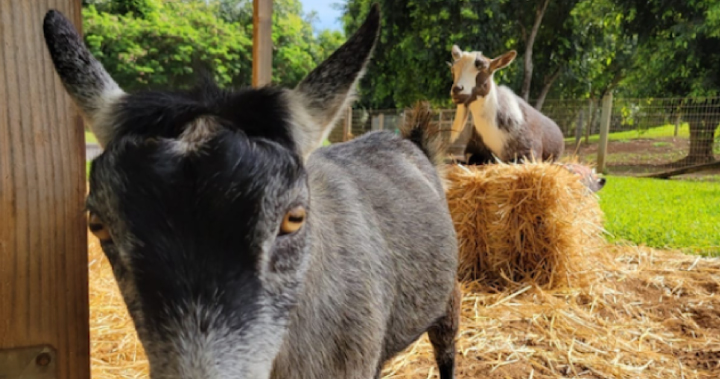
[339,0,636,108]
[600,176,720,255]
[341,0,519,108]
[82,0,345,91]
[339,0,720,108]
[85,130,98,144]
[83,2,252,90]
[109,0,158,18]
[613,0,720,98]
[271,0,319,86]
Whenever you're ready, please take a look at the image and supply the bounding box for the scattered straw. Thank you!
[382,245,720,379]
[89,236,149,379]
[88,242,720,379]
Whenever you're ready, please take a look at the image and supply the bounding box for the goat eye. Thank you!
[88,213,112,242]
[279,206,306,235]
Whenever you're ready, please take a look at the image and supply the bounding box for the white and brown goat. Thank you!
[448,45,565,163]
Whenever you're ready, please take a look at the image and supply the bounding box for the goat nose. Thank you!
[452,85,464,94]
[598,177,606,186]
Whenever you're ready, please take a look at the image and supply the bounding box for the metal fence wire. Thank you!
[329,97,720,174]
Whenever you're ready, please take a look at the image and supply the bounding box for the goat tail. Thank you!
[399,101,449,169]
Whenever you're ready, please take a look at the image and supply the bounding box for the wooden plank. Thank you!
[596,92,613,173]
[252,0,273,87]
[0,1,90,379]
[641,160,720,179]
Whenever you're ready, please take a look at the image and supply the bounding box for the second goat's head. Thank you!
[449,45,516,106]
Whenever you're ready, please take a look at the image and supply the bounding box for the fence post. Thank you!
[0,2,90,379]
[585,99,594,144]
[378,113,385,130]
[597,92,614,173]
[252,0,273,87]
[674,114,681,137]
[343,107,352,141]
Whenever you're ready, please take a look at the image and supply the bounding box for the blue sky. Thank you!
[300,0,344,32]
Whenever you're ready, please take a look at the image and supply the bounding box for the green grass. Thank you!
[599,175,720,255]
[85,130,98,144]
[565,123,720,143]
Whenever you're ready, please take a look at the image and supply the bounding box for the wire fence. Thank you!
[329,97,720,176]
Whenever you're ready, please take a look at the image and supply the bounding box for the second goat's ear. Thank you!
[288,4,381,159]
[451,45,463,61]
[490,50,517,72]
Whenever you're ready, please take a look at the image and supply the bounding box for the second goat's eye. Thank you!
[280,206,306,235]
[88,212,112,242]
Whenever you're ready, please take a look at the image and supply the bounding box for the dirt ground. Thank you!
[567,137,720,180]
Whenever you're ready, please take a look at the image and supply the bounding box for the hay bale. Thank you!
[446,162,605,288]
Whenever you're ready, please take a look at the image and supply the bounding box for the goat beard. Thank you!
[450,103,470,144]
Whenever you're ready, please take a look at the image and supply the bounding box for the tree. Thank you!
[519,0,583,110]
[516,0,550,102]
[561,0,637,101]
[109,0,158,18]
[340,0,591,110]
[614,0,720,164]
[82,0,345,91]
[83,2,253,90]
[340,0,516,109]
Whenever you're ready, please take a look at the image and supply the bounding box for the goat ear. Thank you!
[451,45,463,61]
[490,50,517,72]
[43,10,125,148]
[289,4,380,158]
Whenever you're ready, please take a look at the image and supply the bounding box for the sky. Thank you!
[299,0,344,32]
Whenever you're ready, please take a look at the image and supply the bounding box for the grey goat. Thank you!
[43,5,460,379]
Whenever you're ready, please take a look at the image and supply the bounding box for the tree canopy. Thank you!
[82,0,719,163]
[340,0,720,110]
[82,0,345,91]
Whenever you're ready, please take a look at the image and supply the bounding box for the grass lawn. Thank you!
[565,122,720,144]
[599,175,720,255]
[85,130,98,144]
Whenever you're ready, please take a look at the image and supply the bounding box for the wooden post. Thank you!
[575,108,584,146]
[378,113,385,130]
[252,0,273,87]
[597,92,613,173]
[585,99,594,144]
[343,107,352,142]
[0,1,90,379]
